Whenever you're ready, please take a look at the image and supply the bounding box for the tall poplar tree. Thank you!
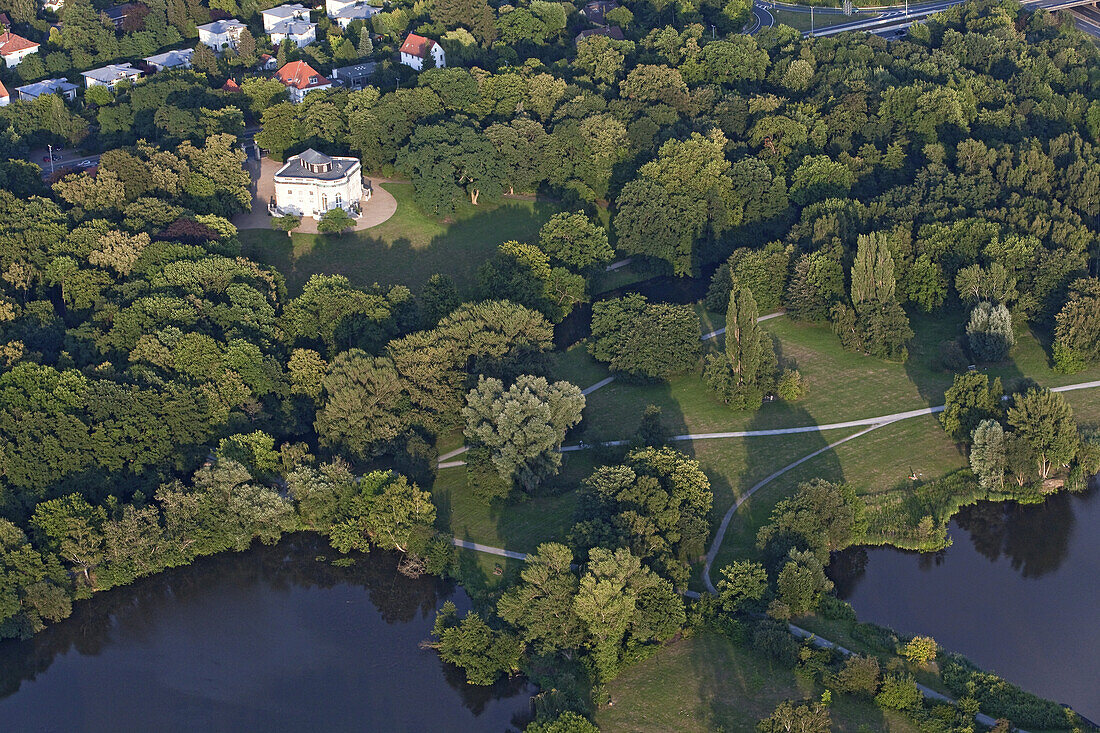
[726,279,761,388]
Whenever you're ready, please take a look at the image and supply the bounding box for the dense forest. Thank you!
[1,0,1099,728]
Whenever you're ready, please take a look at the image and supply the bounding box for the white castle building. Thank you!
[270,149,369,218]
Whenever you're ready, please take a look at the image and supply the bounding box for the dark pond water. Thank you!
[829,486,1100,721]
[0,536,533,733]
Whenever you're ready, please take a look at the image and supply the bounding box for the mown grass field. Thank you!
[240,183,560,295]
[596,632,921,733]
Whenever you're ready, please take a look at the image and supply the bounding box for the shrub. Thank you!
[776,369,806,401]
[828,655,881,697]
[903,635,938,665]
[937,338,970,372]
[875,674,923,711]
[751,618,799,667]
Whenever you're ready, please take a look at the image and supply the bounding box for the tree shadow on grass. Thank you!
[241,198,561,297]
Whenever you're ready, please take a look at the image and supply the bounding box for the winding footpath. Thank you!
[442,357,1099,731]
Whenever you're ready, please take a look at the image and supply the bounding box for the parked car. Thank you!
[79,159,94,167]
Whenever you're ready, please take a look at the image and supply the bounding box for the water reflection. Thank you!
[827,486,1100,721]
[0,534,533,732]
[956,494,1075,578]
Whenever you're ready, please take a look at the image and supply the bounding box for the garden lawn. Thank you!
[582,311,1100,443]
[239,183,560,295]
[430,451,596,554]
[708,415,967,573]
[596,632,921,733]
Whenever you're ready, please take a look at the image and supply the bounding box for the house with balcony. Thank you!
[143,48,193,72]
[81,62,142,88]
[15,77,78,101]
[197,19,247,51]
[274,60,331,103]
[325,0,380,29]
[270,148,369,218]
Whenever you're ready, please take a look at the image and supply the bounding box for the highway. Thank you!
[745,0,1100,38]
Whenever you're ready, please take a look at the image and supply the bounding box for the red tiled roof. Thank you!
[399,33,435,58]
[221,78,240,92]
[274,60,330,90]
[0,32,39,55]
[0,80,8,99]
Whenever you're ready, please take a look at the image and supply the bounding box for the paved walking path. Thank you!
[451,538,528,560]
[436,312,786,468]
[702,423,885,593]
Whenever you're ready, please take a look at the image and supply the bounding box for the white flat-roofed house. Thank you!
[269,19,316,48]
[15,77,78,101]
[398,33,444,71]
[143,48,193,72]
[0,32,39,68]
[197,19,247,51]
[325,0,379,29]
[261,3,309,31]
[271,148,369,218]
[81,62,142,88]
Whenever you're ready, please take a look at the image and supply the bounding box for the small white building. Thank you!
[143,48,193,72]
[261,3,310,31]
[269,19,316,48]
[271,148,368,218]
[15,77,78,101]
[0,32,39,68]
[274,60,331,103]
[326,0,380,29]
[398,33,444,71]
[81,62,142,89]
[197,19,247,51]
[0,81,8,107]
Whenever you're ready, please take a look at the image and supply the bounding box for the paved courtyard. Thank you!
[232,156,397,233]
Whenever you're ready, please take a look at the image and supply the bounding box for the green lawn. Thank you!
[583,311,1100,444]
[597,632,920,733]
[431,450,597,554]
[240,183,561,295]
[770,8,877,32]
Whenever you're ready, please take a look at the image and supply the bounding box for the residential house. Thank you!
[42,0,64,12]
[581,0,618,25]
[0,81,8,106]
[258,53,278,70]
[103,3,139,29]
[0,32,39,68]
[274,60,331,103]
[325,0,379,29]
[81,62,142,89]
[15,77,78,101]
[271,148,368,217]
[143,48,193,72]
[330,61,376,90]
[398,33,444,71]
[269,19,316,48]
[221,78,241,92]
[574,25,624,44]
[0,13,11,30]
[261,3,309,32]
[197,19,247,51]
